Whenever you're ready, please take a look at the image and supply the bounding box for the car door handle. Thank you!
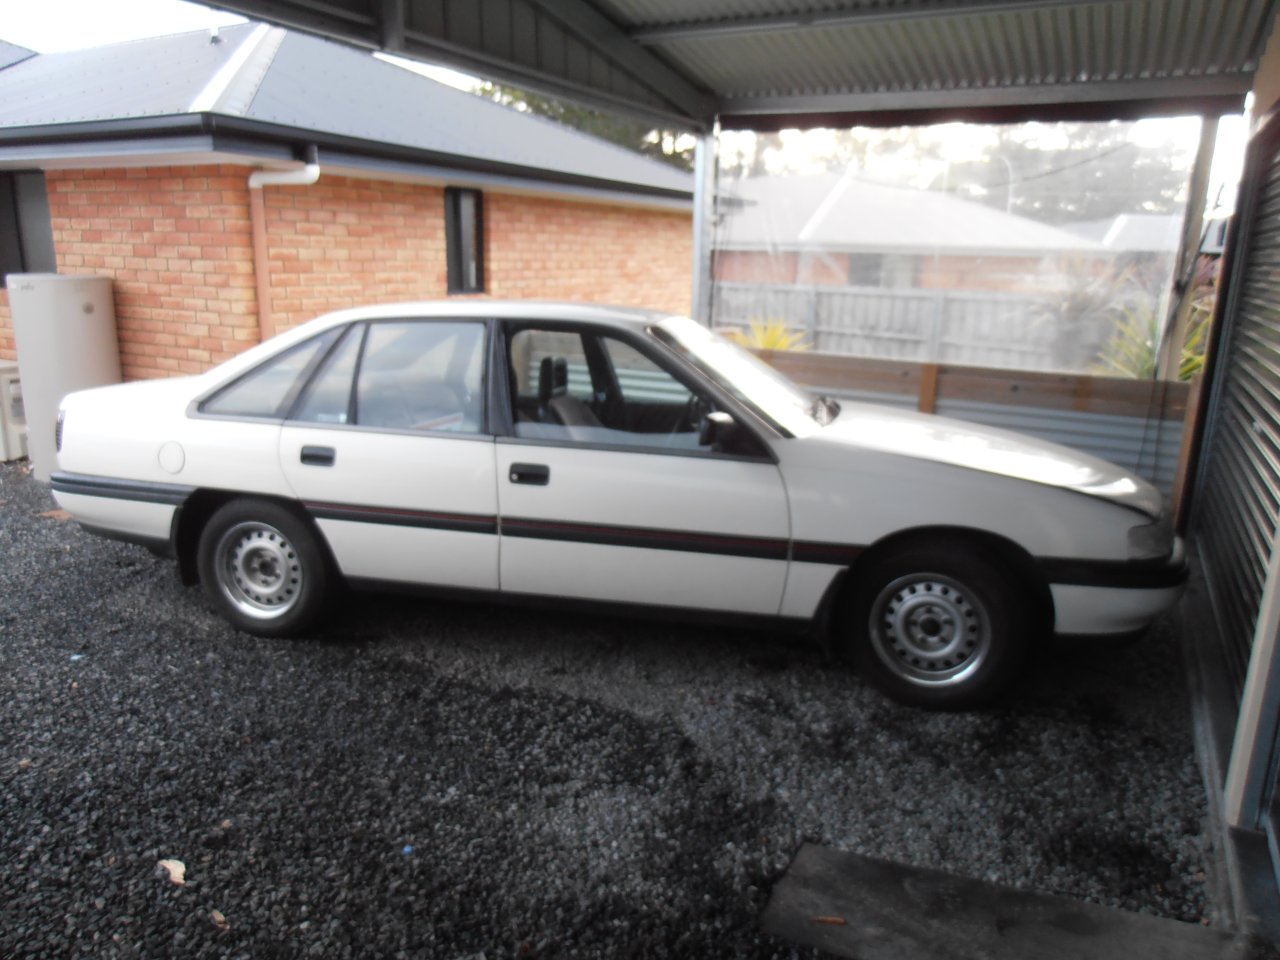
[509,463,550,485]
[300,445,336,467]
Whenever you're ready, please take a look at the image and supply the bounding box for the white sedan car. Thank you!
[51,301,1185,708]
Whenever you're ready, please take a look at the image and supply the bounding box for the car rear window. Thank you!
[200,329,341,419]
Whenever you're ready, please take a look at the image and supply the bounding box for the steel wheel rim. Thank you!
[214,521,303,620]
[869,573,992,687]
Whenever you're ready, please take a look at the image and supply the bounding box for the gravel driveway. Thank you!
[0,460,1213,958]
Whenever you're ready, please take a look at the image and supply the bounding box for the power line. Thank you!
[981,141,1137,190]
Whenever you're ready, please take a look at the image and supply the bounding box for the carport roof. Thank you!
[200,0,1278,129]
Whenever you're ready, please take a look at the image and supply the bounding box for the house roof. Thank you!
[0,41,34,72]
[1063,214,1183,253]
[716,173,1104,258]
[0,23,692,201]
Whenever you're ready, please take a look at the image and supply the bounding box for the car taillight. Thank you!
[55,410,65,452]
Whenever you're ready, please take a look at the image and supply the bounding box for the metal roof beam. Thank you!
[206,1,377,45]
[378,0,405,52]
[523,0,716,119]
[718,72,1251,129]
[632,0,1133,44]
[203,0,714,122]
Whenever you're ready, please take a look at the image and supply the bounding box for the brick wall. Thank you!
[486,194,692,316]
[2,166,693,380]
[713,250,797,285]
[263,175,449,334]
[43,165,259,380]
[915,254,1052,292]
[796,252,850,286]
[714,249,1071,294]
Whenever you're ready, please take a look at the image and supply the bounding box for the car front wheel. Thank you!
[847,544,1029,709]
[197,499,331,637]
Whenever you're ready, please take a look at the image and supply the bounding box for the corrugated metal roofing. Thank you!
[718,173,1102,255]
[200,0,1277,127]
[639,0,1272,118]
[0,23,691,196]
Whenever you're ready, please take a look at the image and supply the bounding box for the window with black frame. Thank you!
[445,187,484,294]
[0,172,55,286]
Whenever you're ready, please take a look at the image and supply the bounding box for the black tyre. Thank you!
[197,499,332,637]
[846,543,1029,709]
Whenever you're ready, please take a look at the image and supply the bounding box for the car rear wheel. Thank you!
[847,544,1029,709]
[197,499,331,637]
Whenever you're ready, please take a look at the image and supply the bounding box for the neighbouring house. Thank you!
[709,173,1138,372]
[0,24,693,381]
[713,173,1104,294]
[1063,212,1184,294]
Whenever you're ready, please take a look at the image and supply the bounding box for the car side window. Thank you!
[602,338,693,406]
[508,327,709,452]
[355,321,485,432]
[201,328,341,418]
[292,324,364,424]
[509,329,593,407]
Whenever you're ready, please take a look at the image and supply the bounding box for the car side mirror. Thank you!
[699,411,736,449]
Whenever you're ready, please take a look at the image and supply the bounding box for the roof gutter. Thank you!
[247,144,320,342]
[248,143,320,190]
[0,113,693,201]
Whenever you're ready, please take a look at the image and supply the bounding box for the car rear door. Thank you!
[495,322,790,615]
[279,318,499,590]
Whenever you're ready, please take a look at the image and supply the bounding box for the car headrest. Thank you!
[538,356,569,404]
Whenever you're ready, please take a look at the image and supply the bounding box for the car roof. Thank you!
[317,300,679,330]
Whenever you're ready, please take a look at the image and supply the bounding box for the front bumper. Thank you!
[1045,538,1188,636]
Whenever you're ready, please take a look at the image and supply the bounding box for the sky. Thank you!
[0,0,479,88]
[0,0,1252,211]
[0,0,245,50]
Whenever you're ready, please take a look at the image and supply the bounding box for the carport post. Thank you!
[691,126,718,324]
[1155,117,1218,380]
[1225,533,1280,829]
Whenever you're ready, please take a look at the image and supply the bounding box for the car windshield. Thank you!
[651,316,831,435]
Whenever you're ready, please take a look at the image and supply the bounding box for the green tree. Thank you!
[930,123,1194,223]
[718,121,1196,225]
[478,82,695,171]
[719,128,947,179]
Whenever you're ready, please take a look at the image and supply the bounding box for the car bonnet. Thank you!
[812,401,1164,518]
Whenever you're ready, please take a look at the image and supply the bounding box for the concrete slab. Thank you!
[762,844,1247,960]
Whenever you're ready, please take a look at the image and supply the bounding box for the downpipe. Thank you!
[248,145,320,341]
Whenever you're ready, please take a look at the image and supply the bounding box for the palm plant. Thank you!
[1093,305,1160,379]
[729,318,809,351]
[1092,257,1216,382]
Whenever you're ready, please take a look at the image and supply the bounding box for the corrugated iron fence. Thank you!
[1192,127,1280,707]
[757,350,1191,500]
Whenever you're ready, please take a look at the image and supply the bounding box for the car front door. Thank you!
[495,322,790,615]
[279,318,499,590]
